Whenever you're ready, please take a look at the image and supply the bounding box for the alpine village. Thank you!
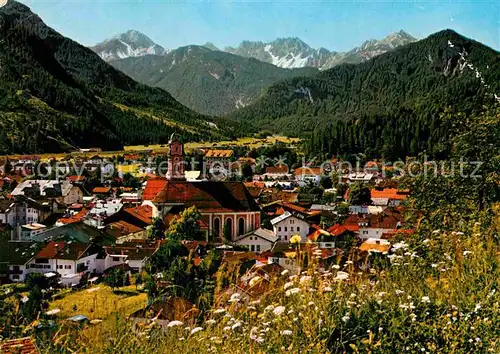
[0,1,499,353]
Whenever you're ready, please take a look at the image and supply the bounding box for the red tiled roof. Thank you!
[92,187,112,194]
[142,177,168,201]
[107,220,143,234]
[359,240,390,253]
[344,209,404,229]
[67,175,86,182]
[327,224,353,237]
[152,181,260,212]
[294,167,324,176]
[124,205,153,224]
[266,165,289,174]
[370,188,409,200]
[1,337,39,354]
[35,241,90,260]
[205,150,233,158]
[57,208,87,225]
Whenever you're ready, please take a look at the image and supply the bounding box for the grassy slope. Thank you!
[37,213,500,353]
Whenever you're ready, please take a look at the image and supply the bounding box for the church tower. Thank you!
[166,133,186,180]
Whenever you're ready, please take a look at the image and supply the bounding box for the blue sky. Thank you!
[20,0,499,51]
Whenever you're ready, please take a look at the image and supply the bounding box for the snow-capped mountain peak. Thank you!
[225,31,416,70]
[91,30,167,62]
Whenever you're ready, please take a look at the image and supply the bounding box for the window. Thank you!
[112,257,120,262]
[250,245,255,252]
[284,227,287,232]
[57,265,63,269]
[257,245,261,252]
[225,218,233,239]
[284,235,288,241]
[238,217,245,236]
[65,265,72,270]
[13,275,19,280]
[363,231,368,235]
[297,227,300,232]
[213,217,221,237]
[278,227,281,232]
[291,227,294,232]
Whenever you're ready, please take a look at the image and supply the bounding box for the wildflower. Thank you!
[285,288,300,296]
[283,282,294,290]
[299,275,312,284]
[190,327,203,335]
[264,305,275,312]
[281,330,293,336]
[206,319,216,326]
[281,269,289,276]
[290,235,301,244]
[346,260,353,265]
[249,276,261,287]
[323,286,333,292]
[378,292,387,297]
[342,314,350,322]
[331,264,341,270]
[308,301,315,307]
[431,263,438,268]
[273,306,286,316]
[230,293,241,301]
[167,320,184,328]
[250,300,261,306]
[421,296,431,303]
[232,322,242,331]
[223,326,231,332]
[463,250,472,256]
[334,271,349,281]
[214,309,225,314]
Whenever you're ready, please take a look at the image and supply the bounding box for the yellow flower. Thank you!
[290,235,302,244]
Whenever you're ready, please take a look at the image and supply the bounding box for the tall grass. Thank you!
[38,217,499,353]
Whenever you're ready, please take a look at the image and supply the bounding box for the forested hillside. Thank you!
[231,30,500,159]
[110,46,317,116]
[0,1,241,154]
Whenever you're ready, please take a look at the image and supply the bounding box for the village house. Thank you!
[270,211,310,242]
[265,165,291,180]
[103,241,160,273]
[235,228,278,252]
[25,241,100,286]
[204,149,234,169]
[11,180,83,206]
[294,167,323,186]
[343,209,405,240]
[370,187,409,207]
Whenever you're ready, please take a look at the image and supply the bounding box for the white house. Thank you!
[25,241,99,285]
[103,243,159,273]
[11,180,83,206]
[271,211,310,242]
[235,228,278,253]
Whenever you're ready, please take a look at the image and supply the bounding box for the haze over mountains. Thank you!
[91,30,416,115]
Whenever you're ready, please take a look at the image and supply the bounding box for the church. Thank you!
[142,134,261,241]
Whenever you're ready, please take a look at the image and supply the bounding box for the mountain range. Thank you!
[224,31,417,70]
[93,30,417,70]
[92,30,416,115]
[109,46,317,116]
[0,1,239,154]
[231,29,500,159]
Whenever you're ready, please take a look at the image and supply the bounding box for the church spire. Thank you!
[166,133,186,181]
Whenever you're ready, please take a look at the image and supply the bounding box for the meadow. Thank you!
[37,214,499,353]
